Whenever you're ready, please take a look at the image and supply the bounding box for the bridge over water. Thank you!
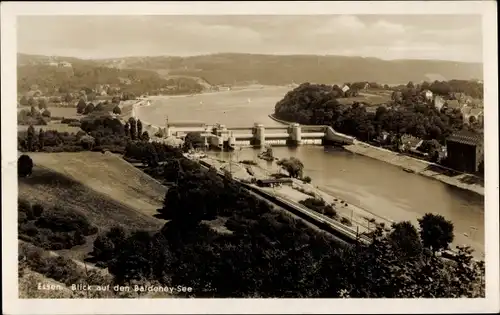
[161,120,354,150]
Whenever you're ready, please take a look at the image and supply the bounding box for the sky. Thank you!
[17,15,483,62]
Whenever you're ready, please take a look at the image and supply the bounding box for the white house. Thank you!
[341,84,350,93]
[58,61,72,68]
[433,95,445,111]
[422,89,433,101]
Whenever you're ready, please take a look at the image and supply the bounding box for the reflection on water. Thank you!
[139,87,485,256]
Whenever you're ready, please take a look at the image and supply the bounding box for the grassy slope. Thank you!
[18,151,166,231]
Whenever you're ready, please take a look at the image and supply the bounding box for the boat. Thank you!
[402,168,414,173]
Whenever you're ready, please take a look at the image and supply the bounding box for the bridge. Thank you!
[161,120,354,150]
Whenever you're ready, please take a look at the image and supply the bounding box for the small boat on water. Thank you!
[403,168,414,173]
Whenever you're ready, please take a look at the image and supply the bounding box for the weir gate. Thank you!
[161,121,355,150]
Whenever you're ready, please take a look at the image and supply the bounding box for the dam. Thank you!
[159,120,355,150]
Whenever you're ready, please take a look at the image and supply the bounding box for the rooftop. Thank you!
[447,131,483,146]
[445,100,462,109]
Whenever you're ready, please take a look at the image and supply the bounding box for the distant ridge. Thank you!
[17,53,483,86]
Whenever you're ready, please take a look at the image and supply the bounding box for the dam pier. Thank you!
[160,120,355,151]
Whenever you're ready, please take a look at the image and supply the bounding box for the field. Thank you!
[46,106,80,119]
[337,90,392,106]
[18,151,166,257]
[18,121,82,134]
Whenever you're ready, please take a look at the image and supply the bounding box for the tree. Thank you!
[137,120,143,137]
[76,99,87,114]
[38,129,45,150]
[277,157,304,178]
[26,125,36,151]
[37,98,47,110]
[30,106,38,117]
[113,106,122,115]
[32,204,44,217]
[183,132,204,151]
[64,93,73,103]
[406,81,415,89]
[468,116,476,125]
[80,135,95,150]
[18,155,34,177]
[128,118,137,140]
[84,103,95,115]
[28,97,36,107]
[94,103,104,112]
[388,221,423,260]
[141,131,150,142]
[124,122,130,137]
[41,109,51,118]
[20,95,29,106]
[418,213,454,253]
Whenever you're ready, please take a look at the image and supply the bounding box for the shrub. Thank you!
[68,121,81,127]
[32,204,44,217]
[240,160,258,166]
[18,154,34,177]
[340,217,352,226]
[18,200,98,250]
[61,118,80,124]
[303,176,312,183]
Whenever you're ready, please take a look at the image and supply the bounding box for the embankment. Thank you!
[344,141,484,196]
[268,114,484,196]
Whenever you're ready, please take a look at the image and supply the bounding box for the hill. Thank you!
[18,151,166,234]
[18,53,483,87]
[95,53,482,85]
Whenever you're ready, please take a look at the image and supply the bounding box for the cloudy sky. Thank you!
[17,15,483,62]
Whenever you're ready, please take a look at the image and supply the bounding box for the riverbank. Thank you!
[268,114,484,196]
[344,141,484,196]
[197,154,393,235]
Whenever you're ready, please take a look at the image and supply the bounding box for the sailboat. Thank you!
[247,98,251,103]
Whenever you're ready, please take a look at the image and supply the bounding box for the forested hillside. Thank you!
[97,53,483,85]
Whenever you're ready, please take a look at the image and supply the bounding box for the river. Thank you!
[138,86,485,257]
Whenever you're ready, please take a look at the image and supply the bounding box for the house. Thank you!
[433,95,446,111]
[462,107,484,125]
[341,84,350,93]
[256,178,293,188]
[375,131,392,145]
[399,134,422,152]
[58,61,72,68]
[445,131,484,173]
[444,100,462,111]
[422,89,433,101]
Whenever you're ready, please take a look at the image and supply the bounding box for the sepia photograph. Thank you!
[2,1,499,314]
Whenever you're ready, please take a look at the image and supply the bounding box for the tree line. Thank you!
[274,82,480,163]
[18,115,150,154]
